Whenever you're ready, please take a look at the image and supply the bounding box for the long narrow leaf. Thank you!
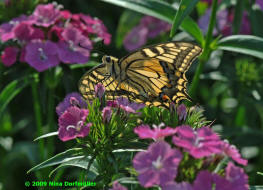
[217,35,263,59]
[34,131,58,141]
[27,148,83,173]
[99,0,204,43]
[0,76,31,118]
[170,0,200,37]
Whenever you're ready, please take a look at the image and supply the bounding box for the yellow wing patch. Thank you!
[79,41,202,108]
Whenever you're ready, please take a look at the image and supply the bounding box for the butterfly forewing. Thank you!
[79,41,202,107]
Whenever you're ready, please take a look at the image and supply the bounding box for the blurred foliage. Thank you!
[1,0,263,189]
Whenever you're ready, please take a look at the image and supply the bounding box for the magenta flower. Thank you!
[79,14,111,45]
[94,83,105,99]
[116,97,145,115]
[56,92,87,116]
[172,125,222,158]
[107,100,118,108]
[32,3,61,27]
[57,27,92,64]
[13,22,44,42]
[109,181,127,190]
[102,106,112,123]
[177,104,187,121]
[25,40,59,72]
[140,16,171,38]
[123,25,148,51]
[58,106,91,141]
[0,15,29,42]
[133,141,182,188]
[222,141,247,166]
[162,181,192,190]
[1,46,19,67]
[134,123,176,140]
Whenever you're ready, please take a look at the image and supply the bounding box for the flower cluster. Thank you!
[56,84,145,141]
[132,123,248,189]
[123,16,171,51]
[0,3,111,71]
[199,0,263,36]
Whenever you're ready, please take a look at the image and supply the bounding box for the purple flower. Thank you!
[57,27,92,64]
[177,104,187,121]
[123,25,148,51]
[1,46,19,67]
[193,171,215,190]
[116,97,145,115]
[133,141,182,188]
[140,16,171,38]
[32,3,61,27]
[102,106,112,123]
[56,92,87,116]
[224,162,249,190]
[95,83,105,99]
[25,40,60,72]
[162,181,192,190]
[193,163,249,190]
[172,125,222,158]
[134,123,176,140]
[256,0,263,10]
[222,141,247,166]
[58,106,91,141]
[109,181,127,190]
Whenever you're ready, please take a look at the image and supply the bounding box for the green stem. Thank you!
[31,73,45,161]
[189,0,218,99]
[47,84,55,158]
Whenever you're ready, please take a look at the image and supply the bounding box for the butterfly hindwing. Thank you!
[79,41,202,108]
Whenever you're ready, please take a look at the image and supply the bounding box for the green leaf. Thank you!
[0,75,31,118]
[27,148,84,173]
[49,156,99,178]
[170,0,200,37]
[115,10,142,48]
[249,6,263,37]
[250,186,263,190]
[69,61,100,69]
[217,35,263,59]
[232,0,245,34]
[34,131,58,141]
[99,0,204,44]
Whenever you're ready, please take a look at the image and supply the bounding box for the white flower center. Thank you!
[38,48,47,61]
[66,121,84,132]
[68,40,77,51]
[152,156,163,170]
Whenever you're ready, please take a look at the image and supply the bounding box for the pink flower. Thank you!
[172,125,222,158]
[124,25,148,51]
[109,181,127,190]
[58,107,91,141]
[32,3,61,27]
[222,141,247,166]
[102,106,112,123]
[140,16,171,38]
[56,92,87,116]
[1,46,19,67]
[177,104,187,121]
[133,141,182,188]
[162,181,192,190]
[116,97,145,115]
[134,123,176,140]
[95,83,105,99]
